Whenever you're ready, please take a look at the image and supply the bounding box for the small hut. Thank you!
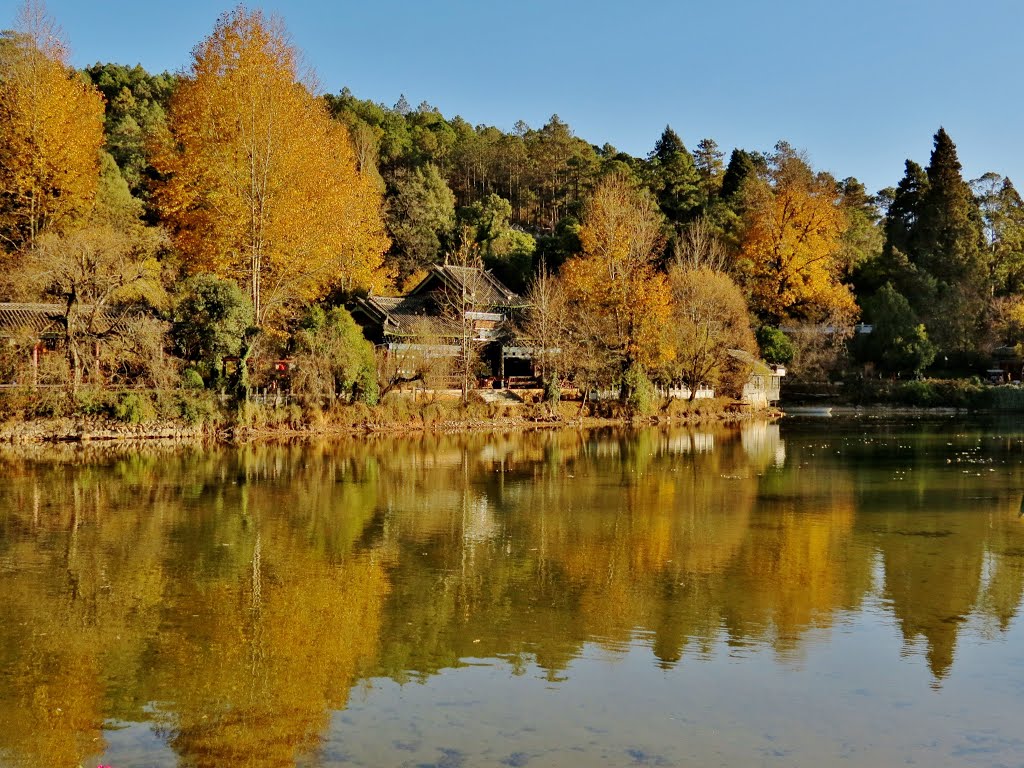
[727,349,785,409]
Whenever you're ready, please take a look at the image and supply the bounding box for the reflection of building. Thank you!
[664,431,716,455]
[351,264,526,382]
[740,422,785,468]
[728,349,785,409]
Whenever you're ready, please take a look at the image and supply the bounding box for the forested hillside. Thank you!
[2,1,1023,419]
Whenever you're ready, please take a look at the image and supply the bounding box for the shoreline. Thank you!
[0,407,782,445]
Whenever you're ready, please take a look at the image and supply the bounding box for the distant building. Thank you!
[0,303,65,342]
[727,349,785,409]
[0,303,66,387]
[0,302,130,387]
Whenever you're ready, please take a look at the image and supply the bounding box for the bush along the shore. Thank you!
[837,378,1024,411]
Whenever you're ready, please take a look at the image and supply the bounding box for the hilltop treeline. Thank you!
[1,1,1022,419]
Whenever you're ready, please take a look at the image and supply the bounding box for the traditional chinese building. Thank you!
[351,264,529,384]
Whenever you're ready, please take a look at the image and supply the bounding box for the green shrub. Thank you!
[75,388,114,417]
[892,379,984,408]
[32,389,70,418]
[177,391,219,426]
[181,368,205,390]
[114,392,156,424]
[623,365,657,416]
[983,385,1024,412]
[895,380,937,407]
[421,403,446,424]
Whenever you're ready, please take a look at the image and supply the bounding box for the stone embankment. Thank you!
[0,417,205,443]
[0,405,780,444]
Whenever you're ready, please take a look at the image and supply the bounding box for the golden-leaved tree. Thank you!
[153,8,389,326]
[738,145,857,326]
[0,1,104,253]
[560,173,671,395]
[664,264,757,400]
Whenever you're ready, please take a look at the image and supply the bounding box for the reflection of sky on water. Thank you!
[100,610,1024,768]
[319,608,1024,768]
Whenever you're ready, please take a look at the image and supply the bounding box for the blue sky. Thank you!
[12,0,1023,195]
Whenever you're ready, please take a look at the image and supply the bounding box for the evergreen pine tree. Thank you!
[693,138,725,199]
[648,126,701,224]
[651,125,685,163]
[884,160,928,262]
[720,148,765,199]
[914,128,988,352]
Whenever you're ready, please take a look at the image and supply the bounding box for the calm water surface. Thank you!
[1,419,1024,767]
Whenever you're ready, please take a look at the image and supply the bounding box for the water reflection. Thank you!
[0,422,1022,766]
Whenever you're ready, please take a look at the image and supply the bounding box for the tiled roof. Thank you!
[727,348,774,376]
[355,263,520,342]
[0,303,64,336]
[0,302,131,338]
[412,264,521,307]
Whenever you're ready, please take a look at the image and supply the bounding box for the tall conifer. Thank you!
[915,128,988,352]
[648,126,701,224]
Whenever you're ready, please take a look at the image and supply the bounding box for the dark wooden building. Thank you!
[351,264,531,384]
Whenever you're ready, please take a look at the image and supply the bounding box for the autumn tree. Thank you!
[663,265,756,400]
[560,173,671,400]
[738,144,857,326]
[153,8,389,327]
[0,1,104,254]
[672,216,729,273]
[516,261,569,404]
[12,143,167,391]
[18,222,165,390]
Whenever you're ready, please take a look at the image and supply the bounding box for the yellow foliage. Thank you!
[739,160,857,324]
[0,2,104,251]
[153,8,389,326]
[562,173,672,373]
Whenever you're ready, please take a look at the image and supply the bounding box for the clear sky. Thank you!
[10,0,1023,195]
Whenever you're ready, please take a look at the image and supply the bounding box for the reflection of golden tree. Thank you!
[156,546,387,767]
[150,447,389,767]
[0,443,389,768]
[0,585,105,768]
[369,428,761,677]
[714,457,869,660]
[0,450,173,767]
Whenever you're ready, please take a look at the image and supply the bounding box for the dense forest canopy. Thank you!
[2,0,1023,405]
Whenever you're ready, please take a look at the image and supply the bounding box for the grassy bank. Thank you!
[0,388,771,443]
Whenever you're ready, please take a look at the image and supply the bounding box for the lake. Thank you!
[1,418,1023,767]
